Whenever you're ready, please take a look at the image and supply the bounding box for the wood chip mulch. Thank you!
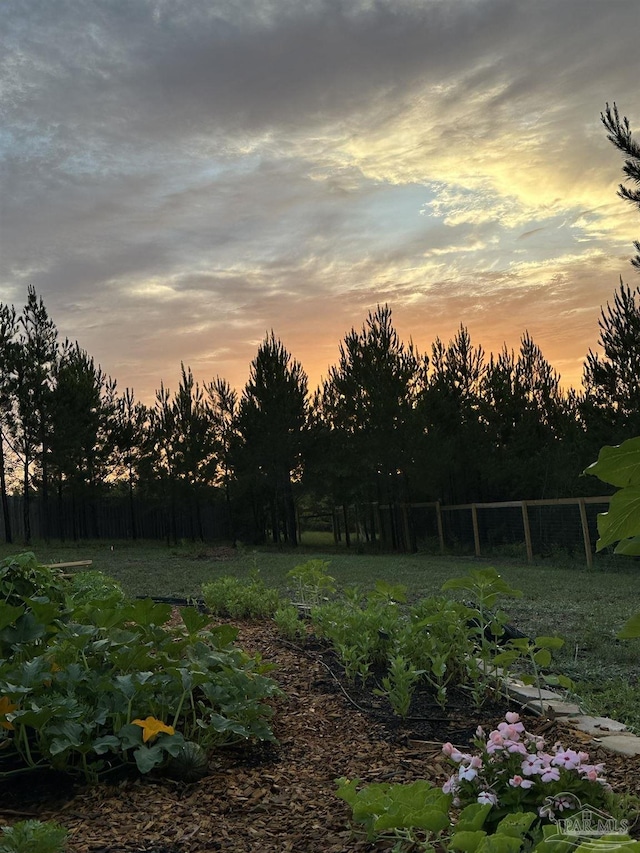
[3,621,639,852]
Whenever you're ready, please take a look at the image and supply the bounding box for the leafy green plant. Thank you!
[0,552,68,608]
[492,635,574,711]
[67,570,125,608]
[399,596,481,709]
[0,819,67,853]
[585,437,640,639]
[0,556,281,783]
[287,559,335,607]
[311,594,400,684]
[201,571,281,618]
[374,654,424,717]
[442,568,523,658]
[336,776,451,849]
[337,774,637,853]
[274,604,306,642]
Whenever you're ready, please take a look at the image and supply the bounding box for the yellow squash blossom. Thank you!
[132,716,175,743]
[0,697,17,731]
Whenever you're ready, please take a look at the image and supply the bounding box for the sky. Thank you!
[2,0,640,405]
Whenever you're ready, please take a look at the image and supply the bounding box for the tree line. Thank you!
[0,281,639,548]
[1,104,638,548]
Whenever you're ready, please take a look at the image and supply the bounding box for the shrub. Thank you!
[274,605,307,642]
[201,572,281,618]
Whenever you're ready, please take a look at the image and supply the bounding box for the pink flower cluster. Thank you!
[441,712,608,811]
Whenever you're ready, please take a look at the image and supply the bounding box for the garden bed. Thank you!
[3,618,639,853]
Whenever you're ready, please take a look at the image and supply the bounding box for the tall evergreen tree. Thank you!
[0,303,17,543]
[235,333,308,545]
[49,341,117,538]
[419,325,486,504]
[319,305,426,548]
[602,103,640,270]
[112,388,149,540]
[11,287,58,542]
[171,364,215,540]
[148,365,216,543]
[205,377,238,545]
[482,333,576,498]
[582,280,640,443]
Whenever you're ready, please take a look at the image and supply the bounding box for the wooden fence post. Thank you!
[521,501,533,563]
[471,504,481,557]
[435,501,445,554]
[578,498,594,570]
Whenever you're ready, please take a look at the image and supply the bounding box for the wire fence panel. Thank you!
[335,496,614,567]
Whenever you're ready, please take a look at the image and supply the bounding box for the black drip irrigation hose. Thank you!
[136,594,208,612]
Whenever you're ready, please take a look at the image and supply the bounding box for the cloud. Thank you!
[1,0,639,404]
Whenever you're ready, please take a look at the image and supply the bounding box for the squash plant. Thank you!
[585,436,640,638]
[0,553,281,782]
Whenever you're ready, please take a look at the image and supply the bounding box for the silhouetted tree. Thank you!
[0,304,17,543]
[205,376,238,545]
[482,333,577,498]
[11,287,58,542]
[112,388,149,540]
[320,305,426,548]
[235,333,308,545]
[582,280,640,443]
[418,325,486,504]
[49,341,117,538]
[602,103,640,270]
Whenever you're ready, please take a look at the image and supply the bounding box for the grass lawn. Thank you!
[2,537,639,731]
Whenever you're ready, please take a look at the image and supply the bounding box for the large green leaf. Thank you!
[618,613,640,639]
[179,606,211,635]
[0,602,24,632]
[584,436,640,487]
[613,535,640,555]
[596,486,640,549]
[133,743,165,773]
[477,835,524,853]
[449,831,488,853]
[534,636,564,649]
[122,599,171,628]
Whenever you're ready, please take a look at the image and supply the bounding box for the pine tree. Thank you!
[602,103,640,270]
[320,305,426,548]
[235,333,308,545]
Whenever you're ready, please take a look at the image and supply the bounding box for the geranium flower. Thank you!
[477,791,498,806]
[0,697,17,731]
[540,765,560,783]
[459,765,478,782]
[132,716,175,743]
[508,775,534,789]
[443,775,458,794]
[521,754,543,776]
[442,742,466,763]
[505,740,528,755]
[579,762,606,782]
[552,749,580,771]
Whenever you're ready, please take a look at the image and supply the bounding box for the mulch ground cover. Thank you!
[3,618,639,853]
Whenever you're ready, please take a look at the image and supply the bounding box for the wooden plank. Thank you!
[578,498,594,570]
[521,501,533,563]
[471,504,481,557]
[45,560,93,569]
[435,501,445,555]
[441,496,612,511]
